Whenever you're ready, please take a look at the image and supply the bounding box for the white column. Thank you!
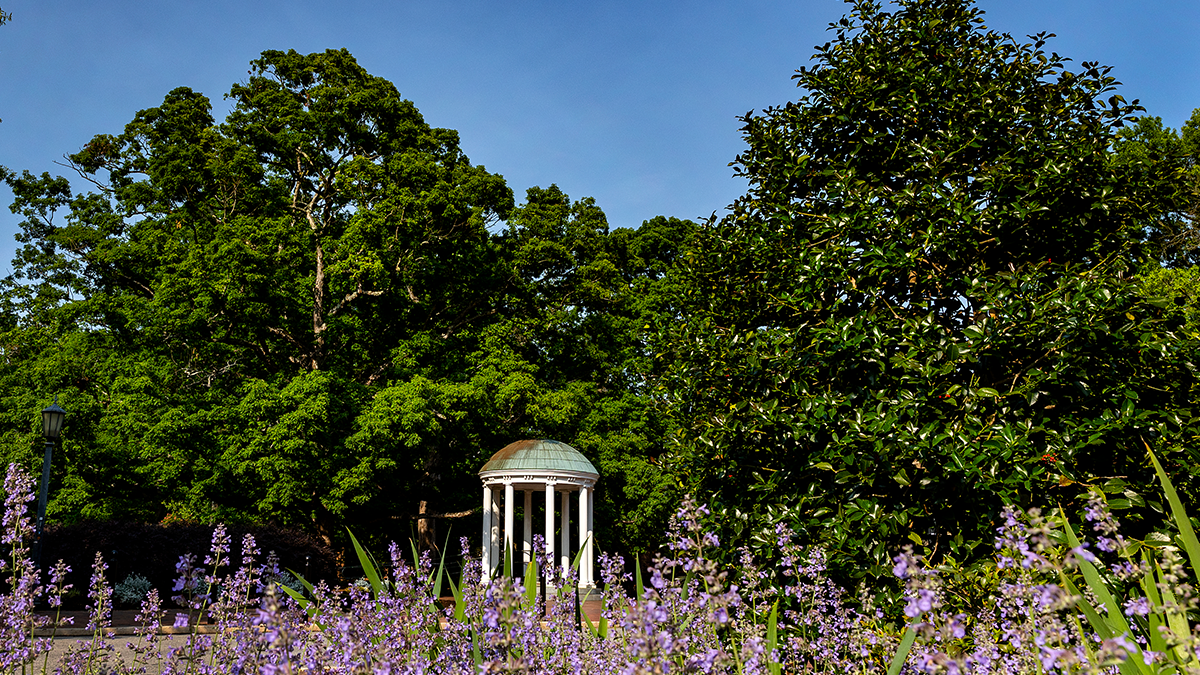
[481,484,493,583]
[578,486,589,589]
[544,483,555,573]
[587,485,595,588]
[489,486,500,579]
[504,482,515,577]
[560,490,570,579]
[523,489,533,569]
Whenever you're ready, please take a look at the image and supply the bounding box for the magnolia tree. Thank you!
[654,0,1200,578]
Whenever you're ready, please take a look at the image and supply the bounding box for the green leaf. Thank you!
[1158,565,1198,666]
[597,591,609,640]
[348,528,384,600]
[1059,572,1113,639]
[430,531,452,618]
[524,560,539,608]
[470,626,482,668]
[766,601,781,675]
[1060,512,1131,638]
[1147,442,1200,584]
[447,573,466,623]
[887,626,916,675]
[278,582,310,612]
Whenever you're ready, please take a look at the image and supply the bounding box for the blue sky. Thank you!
[1,0,1197,275]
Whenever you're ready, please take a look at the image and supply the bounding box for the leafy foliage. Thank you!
[1137,265,1200,337]
[0,50,693,556]
[1112,110,1200,268]
[655,0,1199,579]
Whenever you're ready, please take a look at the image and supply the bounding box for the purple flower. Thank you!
[1070,545,1096,563]
[1,463,35,547]
[1123,596,1151,617]
[904,588,936,618]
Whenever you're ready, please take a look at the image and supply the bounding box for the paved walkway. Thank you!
[30,597,609,672]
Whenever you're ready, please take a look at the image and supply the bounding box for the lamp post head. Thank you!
[41,398,66,440]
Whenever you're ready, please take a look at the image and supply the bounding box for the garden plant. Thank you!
[0,448,1198,674]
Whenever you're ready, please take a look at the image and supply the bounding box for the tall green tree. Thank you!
[1112,109,1200,268]
[3,49,516,542]
[656,0,1198,578]
[497,186,696,550]
[0,50,694,555]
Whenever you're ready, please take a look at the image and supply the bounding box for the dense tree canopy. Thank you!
[0,49,694,554]
[2,3,1197,584]
[1112,110,1200,268]
[655,0,1199,578]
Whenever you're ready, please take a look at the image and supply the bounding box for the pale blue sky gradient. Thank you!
[1,1,1197,274]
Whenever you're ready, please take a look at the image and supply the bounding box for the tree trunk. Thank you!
[417,499,437,553]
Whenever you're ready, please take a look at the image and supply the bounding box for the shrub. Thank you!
[112,572,153,607]
[41,520,337,608]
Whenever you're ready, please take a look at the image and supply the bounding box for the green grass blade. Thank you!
[634,559,644,601]
[278,583,310,612]
[1159,563,1197,665]
[598,589,609,640]
[432,531,451,602]
[286,568,316,597]
[524,561,539,607]
[579,588,599,639]
[446,573,465,622]
[887,625,917,675]
[1116,647,1153,675]
[571,535,589,571]
[348,529,384,599]
[1139,549,1163,608]
[766,601,781,675]
[1139,550,1167,655]
[1147,443,1200,583]
[278,582,327,629]
[1059,572,1114,640]
[1067,612,1099,667]
[1060,562,1151,675]
[1061,510,1131,637]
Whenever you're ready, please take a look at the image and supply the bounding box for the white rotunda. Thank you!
[478,439,598,589]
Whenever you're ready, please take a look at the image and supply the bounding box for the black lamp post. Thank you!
[33,397,66,571]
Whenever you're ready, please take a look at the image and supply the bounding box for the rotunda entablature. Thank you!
[478,469,596,492]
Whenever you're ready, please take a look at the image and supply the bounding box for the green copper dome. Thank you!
[480,439,598,477]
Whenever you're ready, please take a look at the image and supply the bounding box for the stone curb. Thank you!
[33,626,220,637]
